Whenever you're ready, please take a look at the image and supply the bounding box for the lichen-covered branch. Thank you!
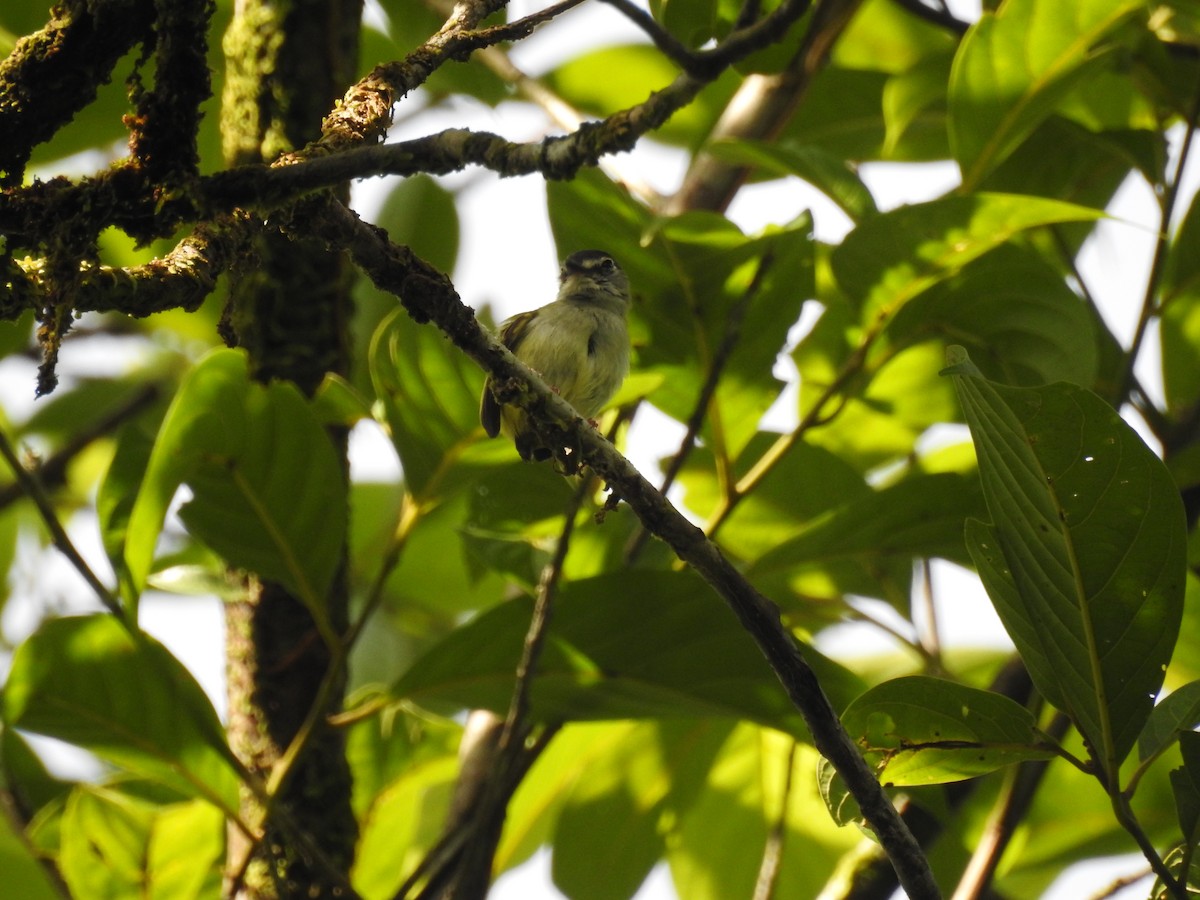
[0,0,154,185]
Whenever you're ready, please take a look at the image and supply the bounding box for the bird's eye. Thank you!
[599,257,615,273]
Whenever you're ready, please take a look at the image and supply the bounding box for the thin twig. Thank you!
[1118,85,1200,405]
[501,477,590,751]
[0,426,124,618]
[0,383,159,512]
[753,740,798,900]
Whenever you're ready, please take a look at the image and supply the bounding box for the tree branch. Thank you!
[306,197,941,900]
[0,0,154,184]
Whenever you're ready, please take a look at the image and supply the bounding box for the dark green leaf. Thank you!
[949,347,1187,772]
[373,174,459,275]
[750,471,984,581]
[887,244,1099,386]
[1140,680,1200,763]
[1171,731,1200,840]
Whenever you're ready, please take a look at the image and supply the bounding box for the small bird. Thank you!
[480,250,631,472]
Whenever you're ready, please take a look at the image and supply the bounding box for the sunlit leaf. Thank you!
[840,676,1055,786]
[949,0,1144,188]
[670,725,856,898]
[352,755,458,900]
[832,192,1103,321]
[553,720,725,900]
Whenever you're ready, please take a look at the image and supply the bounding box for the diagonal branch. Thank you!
[305,197,941,900]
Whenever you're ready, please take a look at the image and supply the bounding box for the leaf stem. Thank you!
[1110,790,1182,898]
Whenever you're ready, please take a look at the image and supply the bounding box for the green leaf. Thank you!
[125,349,346,628]
[352,755,458,899]
[949,0,1145,189]
[670,724,856,898]
[948,347,1187,772]
[1161,189,1200,414]
[57,784,223,900]
[370,308,484,499]
[394,571,865,737]
[886,244,1099,387]
[0,799,59,900]
[1171,732,1200,841]
[705,139,878,221]
[832,192,1103,321]
[60,785,155,900]
[98,423,156,604]
[883,50,955,158]
[840,676,1056,786]
[373,174,459,275]
[1140,680,1200,763]
[749,471,984,588]
[552,720,726,900]
[3,615,240,811]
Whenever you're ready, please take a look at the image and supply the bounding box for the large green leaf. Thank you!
[3,615,240,812]
[831,192,1103,321]
[947,347,1187,772]
[839,675,1056,786]
[949,0,1145,189]
[393,571,865,737]
[125,349,346,627]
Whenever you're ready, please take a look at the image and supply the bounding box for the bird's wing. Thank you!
[480,310,539,437]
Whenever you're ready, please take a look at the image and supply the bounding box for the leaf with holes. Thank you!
[946,346,1186,775]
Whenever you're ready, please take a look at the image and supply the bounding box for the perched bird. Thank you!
[480,250,631,471]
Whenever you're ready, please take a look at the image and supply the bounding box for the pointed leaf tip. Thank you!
[940,344,981,376]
